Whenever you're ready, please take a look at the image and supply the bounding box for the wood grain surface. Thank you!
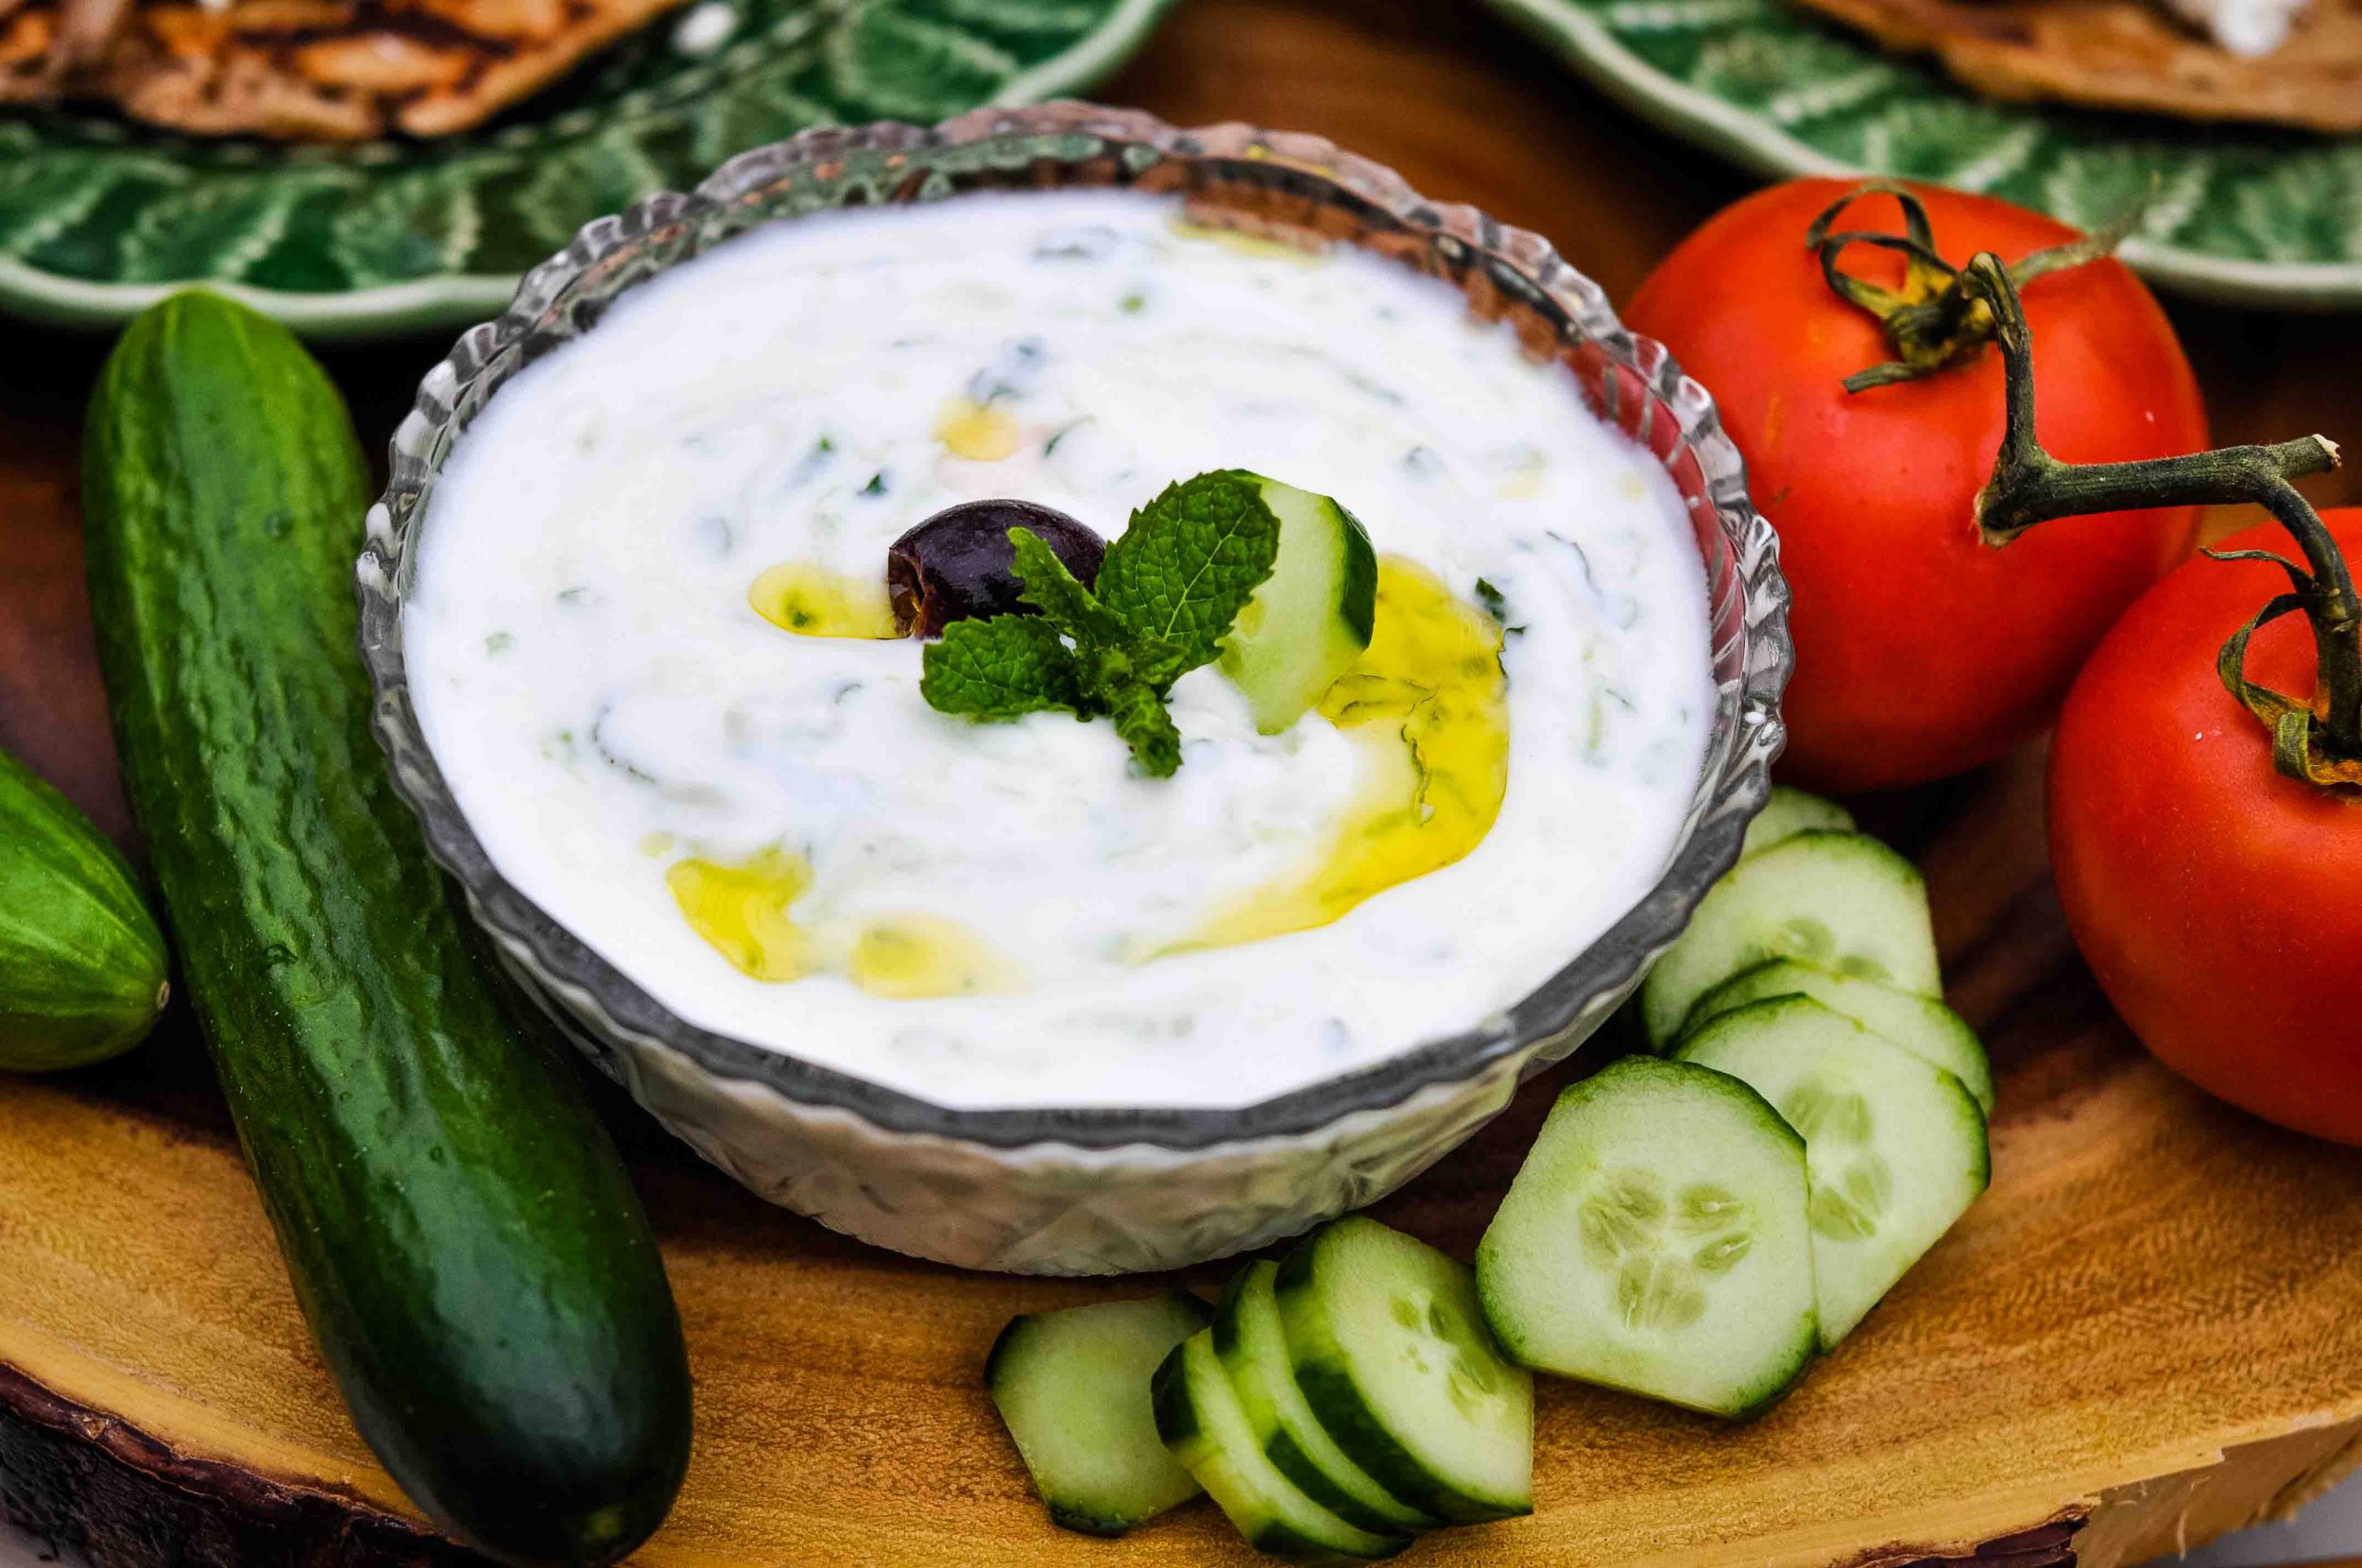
[2,2,2361,1564]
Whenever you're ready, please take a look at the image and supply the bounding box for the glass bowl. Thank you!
[357,101,1790,1275]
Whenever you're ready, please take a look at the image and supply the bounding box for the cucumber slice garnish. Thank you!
[1214,1260,1441,1535]
[1273,1218,1533,1524]
[1676,996,1990,1349]
[1741,785,1857,860]
[985,1292,1212,1535]
[1476,1056,1819,1420]
[1642,829,1941,1048]
[1215,473,1378,733]
[1683,960,1995,1116]
[1153,1329,1408,1561]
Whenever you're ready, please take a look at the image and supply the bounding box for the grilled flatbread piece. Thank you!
[1787,0,2362,131]
[0,0,696,140]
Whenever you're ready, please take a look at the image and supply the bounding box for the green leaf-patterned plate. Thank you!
[0,0,1173,337]
[1483,0,2362,309]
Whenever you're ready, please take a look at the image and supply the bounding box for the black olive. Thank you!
[885,501,1106,639]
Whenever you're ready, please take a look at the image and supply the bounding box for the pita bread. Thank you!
[1789,0,2362,131]
[0,0,696,140]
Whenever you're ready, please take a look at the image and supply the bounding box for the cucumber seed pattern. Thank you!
[1391,1290,1501,1419]
[1580,1169,1754,1332]
[1783,1077,1895,1242]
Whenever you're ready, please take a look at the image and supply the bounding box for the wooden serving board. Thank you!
[5,2,2362,1564]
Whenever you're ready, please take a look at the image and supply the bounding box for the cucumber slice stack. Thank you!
[986,1219,1531,1559]
[981,788,1986,1544]
[1676,998,1989,1347]
[1161,1219,1532,1559]
[1480,787,1994,1417]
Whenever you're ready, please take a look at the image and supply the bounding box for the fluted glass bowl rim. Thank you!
[357,102,1790,1154]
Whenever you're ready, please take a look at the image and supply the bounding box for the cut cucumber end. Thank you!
[1477,1055,1820,1420]
[1154,1329,1409,1561]
[1683,959,1994,1116]
[1642,829,1941,1048]
[1214,473,1378,733]
[1213,1261,1442,1534]
[1273,1218,1534,1524]
[1675,997,1990,1351]
[986,1292,1211,1535]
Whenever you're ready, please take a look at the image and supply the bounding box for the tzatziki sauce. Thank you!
[403,189,1715,1110]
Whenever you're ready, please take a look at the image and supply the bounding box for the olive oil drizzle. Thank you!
[748,562,900,639]
[667,846,1018,997]
[1181,556,1512,951]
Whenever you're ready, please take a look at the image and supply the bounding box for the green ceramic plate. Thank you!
[0,0,1172,337]
[1484,0,2362,309]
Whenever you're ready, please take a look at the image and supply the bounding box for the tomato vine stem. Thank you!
[1806,182,2140,391]
[1953,253,2360,791]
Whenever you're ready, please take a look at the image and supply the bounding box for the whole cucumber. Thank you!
[82,292,693,1566]
[0,745,168,1070]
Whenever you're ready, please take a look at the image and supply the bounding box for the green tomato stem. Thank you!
[1805,180,2144,392]
[1950,252,2359,790]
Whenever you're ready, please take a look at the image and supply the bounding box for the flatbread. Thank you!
[0,0,696,139]
[1787,0,2362,131]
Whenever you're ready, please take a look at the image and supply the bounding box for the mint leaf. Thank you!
[1096,472,1280,675]
[918,475,1292,777]
[921,616,1089,720]
[1009,527,1132,651]
[1106,679,1183,777]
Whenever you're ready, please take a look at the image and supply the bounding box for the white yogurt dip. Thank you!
[404,190,1714,1110]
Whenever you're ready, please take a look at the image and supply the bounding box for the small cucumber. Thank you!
[1215,473,1378,732]
[1741,785,1856,860]
[1273,1219,1533,1525]
[1153,1330,1407,1562]
[1676,997,1989,1349]
[1476,1056,1819,1420]
[986,1292,1211,1536]
[1642,829,1940,1048]
[1213,1260,1439,1536]
[1683,960,1994,1115]
[84,293,691,1566]
[0,747,168,1071]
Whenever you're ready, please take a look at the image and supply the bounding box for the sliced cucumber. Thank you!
[1153,1330,1407,1561]
[1676,997,1989,1350]
[1684,960,1994,1116]
[1214,1260,1440,1536]
[1475,1056,1818,1420]
[1215,472,1378,733]
[986,1292,1212,1535]
[1741,785,1856,860]
[1641,829,1940,1048]
[1272,1219,1533,1524]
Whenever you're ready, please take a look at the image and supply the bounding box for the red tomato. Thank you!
[1625,179,2207,793]
[2049,510,2362,1145]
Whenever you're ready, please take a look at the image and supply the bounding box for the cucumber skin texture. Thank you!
[1273,1224,1532,1525]
[0,746,169,1071]
[83,294,692,1567]
[1151,1336,1402,1563]
[1210,1262,1439,1535]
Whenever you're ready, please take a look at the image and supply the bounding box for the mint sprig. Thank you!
[919,471,1280,776]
